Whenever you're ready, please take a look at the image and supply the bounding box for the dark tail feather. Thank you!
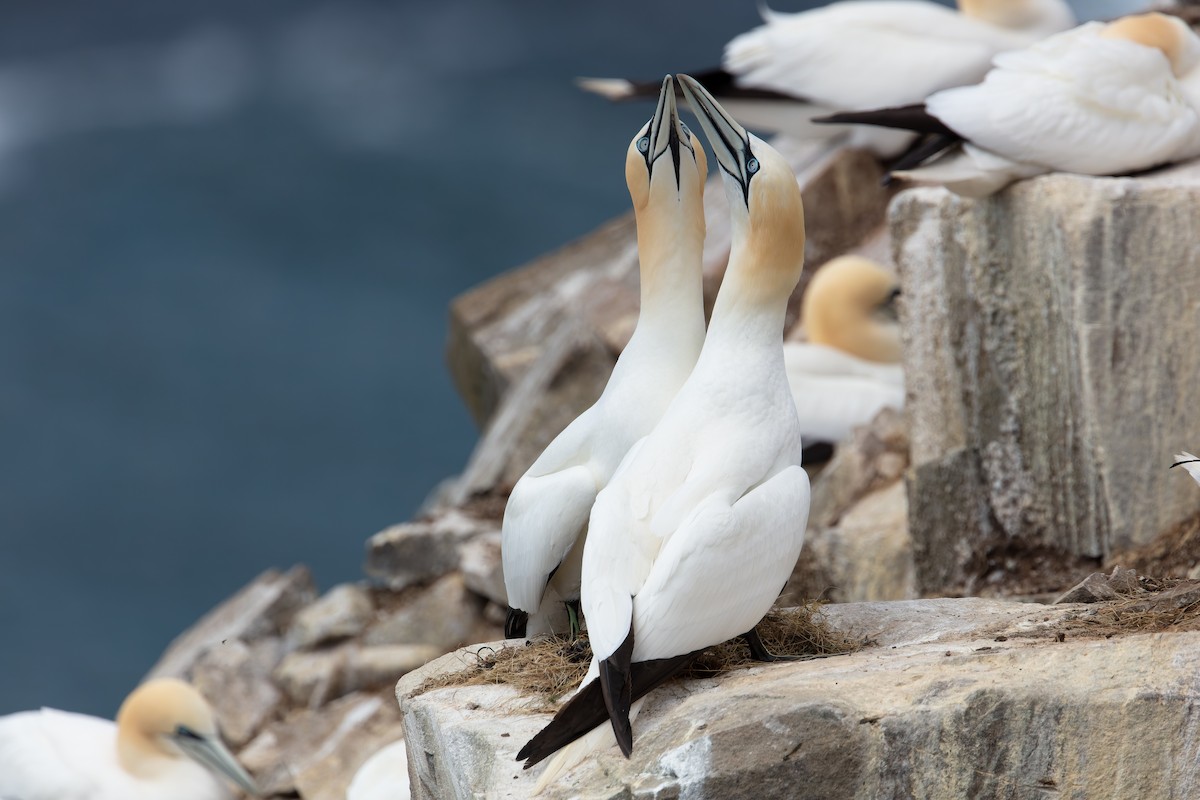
[886,132,962,174]
[815,104,958,138]
[583,68,801,103]
[517,650,702,767]
[600,630,636,757]
[505,607,529,639]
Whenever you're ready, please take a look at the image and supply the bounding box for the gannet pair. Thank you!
[518,75,810,790]
[785,256,904,454]
[0,678,258,800]
[1172,452,1200,487]
[501,77,708,638]
[823,12,1200,196]
[580,0,1075,156]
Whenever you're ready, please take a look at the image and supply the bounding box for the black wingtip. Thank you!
[815,104,957,139]
[1170,459,1200,470]
[505,607,529,640]
[600,630,636,758]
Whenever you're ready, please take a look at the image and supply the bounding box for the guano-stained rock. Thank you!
[398,599,1200,800]
[893,160,1200,594]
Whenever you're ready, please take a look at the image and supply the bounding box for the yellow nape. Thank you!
[116,678,217,773]
[738,144,806,303]
[802,255,902,363]
[1101,13,1191,74]
[957,0,1037,28]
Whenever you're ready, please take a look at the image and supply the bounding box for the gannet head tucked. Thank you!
[1101,13,1200,78]
[956,0,1074,33]
[803,256,902,364]
[116,678,258,794]
[677,73,805,303]
[625,75,707,275]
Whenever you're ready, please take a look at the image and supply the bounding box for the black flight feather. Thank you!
[815,103,959,138]
[591,68,802,103]
[599,628,636,757]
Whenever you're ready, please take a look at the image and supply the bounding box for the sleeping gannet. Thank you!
[578,0,1075,156]
[1171,452,1200,487]
[501,76,708,639]
[786,255,904,456]
[820,12,1200,196]
[518,74,810,789]
[0,678,259,800]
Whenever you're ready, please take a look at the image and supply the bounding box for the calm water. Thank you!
[0,0,1130,717]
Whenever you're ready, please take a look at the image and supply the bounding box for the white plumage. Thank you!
[1172,452,1200,487]
[581,0,1074,156]
[784,255,904,448]
[889,13,1200,195]
[0,679,257,800]
[501,77,708,637]
[346,740,410,800]
[528,75,810,791]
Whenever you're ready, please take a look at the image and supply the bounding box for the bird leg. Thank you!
[741,627,802,662]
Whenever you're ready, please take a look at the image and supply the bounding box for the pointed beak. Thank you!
[647,75,687,190]
[677,73,755,204]
[175,730,260,796]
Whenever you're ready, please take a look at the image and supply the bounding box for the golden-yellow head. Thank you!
[803,256,902,363]
[625,76,707,267]
[957,0,1074,32]
[1101,12,1200,77]
[677,73,805,301]
[116,678,258,793]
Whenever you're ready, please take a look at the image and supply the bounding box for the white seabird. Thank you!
[519,73,810,790]
[0,677,259,800]
[501,76,709,638]
[785,255,904,455]
[822,12,1200,196]
[579,0,1075,156]
[1171,452,1200,487]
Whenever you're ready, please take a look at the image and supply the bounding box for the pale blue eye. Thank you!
[747,158,760,174]
[637,137,650,153]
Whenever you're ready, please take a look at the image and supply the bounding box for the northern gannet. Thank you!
[518,74,810,789]
[501,76,708,639]
[785,255,904,457]
[821,12,1200,196]
[1171,452,1200,487]
[578,0,1075,156]
[0,678,259,800]
[347,739,410,800]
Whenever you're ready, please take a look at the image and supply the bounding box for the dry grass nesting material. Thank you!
[413,603,862,705]
[1055,581,1200,639]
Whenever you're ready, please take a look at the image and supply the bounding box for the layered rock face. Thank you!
[894,160,1200,593]
[399,599,1200,800]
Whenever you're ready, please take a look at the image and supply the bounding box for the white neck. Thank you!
[623,240,706,356]
[694,240,791,372]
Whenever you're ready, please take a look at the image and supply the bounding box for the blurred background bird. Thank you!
[579,0,1077,156]
[821,11,1200,195]
[0,678,257,799]
[784,255,904,461]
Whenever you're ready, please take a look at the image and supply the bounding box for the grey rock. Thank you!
[808,406,909,530]
[894,161,1200,594]
[458,530,505,606]
[146,566,316,680]
[805,481,914,603]
[290,583,375,649]
[191,638,284,748]
[365,573,485,652]
[344,644,443,695]
[365,510,494,591]
[400,598,1200,799]
[274,646,349,709]
[240,690,405,800]
[1055,567,1141,604]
